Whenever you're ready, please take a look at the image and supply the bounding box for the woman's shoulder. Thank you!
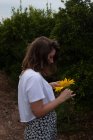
[21,69,41,80]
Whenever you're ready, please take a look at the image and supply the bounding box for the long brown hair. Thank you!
[22,36,59,75]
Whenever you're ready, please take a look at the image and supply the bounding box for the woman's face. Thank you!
[48,49,56,64]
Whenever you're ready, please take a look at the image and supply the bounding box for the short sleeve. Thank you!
[26,74,45,103]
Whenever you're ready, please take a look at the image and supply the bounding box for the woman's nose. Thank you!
[50,58,54,63]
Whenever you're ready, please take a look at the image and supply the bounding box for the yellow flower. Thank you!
[54,78,75,93]
[55,86,63,92]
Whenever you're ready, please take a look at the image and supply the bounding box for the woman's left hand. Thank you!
[49,81,61,89]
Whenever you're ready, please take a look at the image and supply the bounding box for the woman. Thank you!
[18,36,75,140]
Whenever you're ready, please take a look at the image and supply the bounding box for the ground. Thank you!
[0,71,93,140]
[0,71,24,140]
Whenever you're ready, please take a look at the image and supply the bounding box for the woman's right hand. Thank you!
[58,88,76,103]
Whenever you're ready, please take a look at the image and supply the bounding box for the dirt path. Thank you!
[0,71,93,140]
[0,71,24,140]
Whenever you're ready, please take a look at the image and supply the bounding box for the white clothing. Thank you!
[18,69,55,122]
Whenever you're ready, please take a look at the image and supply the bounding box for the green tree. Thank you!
[51,0,93,101]
[0,6,55,82]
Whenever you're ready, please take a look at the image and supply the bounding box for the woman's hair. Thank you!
[22,36,59,73]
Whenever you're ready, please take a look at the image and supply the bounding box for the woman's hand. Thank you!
[49,81,61,89]
[58,88,76,103]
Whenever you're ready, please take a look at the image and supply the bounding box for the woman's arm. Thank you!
[31,89,76,118]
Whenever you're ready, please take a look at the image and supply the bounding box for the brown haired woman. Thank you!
[18,36,76,140]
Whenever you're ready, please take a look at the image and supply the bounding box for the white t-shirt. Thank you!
[18,69,55,122]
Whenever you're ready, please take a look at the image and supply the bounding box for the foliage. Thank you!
[51,0,93,130]
[0,0,93,125]
[0,6,55,83]
[51,0,93,102]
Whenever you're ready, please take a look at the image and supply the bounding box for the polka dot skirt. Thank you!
[24,111,57,140]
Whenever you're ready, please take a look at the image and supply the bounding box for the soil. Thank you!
[0,71,25,140]
[0,70,93,140]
